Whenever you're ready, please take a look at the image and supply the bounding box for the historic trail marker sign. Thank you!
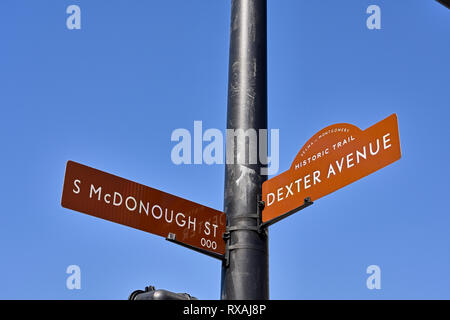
[262,114,402,223]
[61,161,226,256]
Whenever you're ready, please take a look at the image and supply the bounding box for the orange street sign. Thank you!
[262,114,401,223]
[61,161,226,256]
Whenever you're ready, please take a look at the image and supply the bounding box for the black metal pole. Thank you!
[221,0,269,300]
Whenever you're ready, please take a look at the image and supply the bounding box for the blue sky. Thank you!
[0,0,449,299]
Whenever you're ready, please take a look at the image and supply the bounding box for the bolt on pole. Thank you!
[221,0,269,300]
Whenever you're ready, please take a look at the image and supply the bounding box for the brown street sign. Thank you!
[61,161,226,255]
[262,113,402,223]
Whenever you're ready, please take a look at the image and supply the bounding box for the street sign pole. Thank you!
[221,0,269,300]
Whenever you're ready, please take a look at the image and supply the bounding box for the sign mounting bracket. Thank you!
[222,196,268,267]
[259,197,314,230]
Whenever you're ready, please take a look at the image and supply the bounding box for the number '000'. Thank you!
[201,238,217,250]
